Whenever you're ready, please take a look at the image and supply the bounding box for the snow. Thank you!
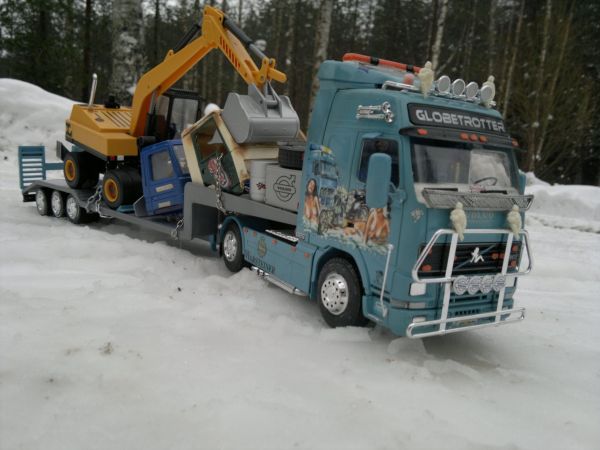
[525,172,600,233]
[1,79,600,450]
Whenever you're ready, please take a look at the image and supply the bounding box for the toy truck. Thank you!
[18,8,533,338]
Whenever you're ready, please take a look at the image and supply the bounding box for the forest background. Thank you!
[1,0,598,185]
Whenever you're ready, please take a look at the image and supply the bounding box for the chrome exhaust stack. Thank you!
[87,73,98,109]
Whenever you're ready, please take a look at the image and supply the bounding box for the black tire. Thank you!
[64,151,100,189]
[317,258,367,328]
[121,166,143,202]
[102,169,139,209]
[278,143,305,170]
[66,194,98,224]
[50,190,66,217]
[222,223,245,273]
[35,189,51,216]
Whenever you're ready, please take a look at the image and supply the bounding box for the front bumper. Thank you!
[406,228,532,338]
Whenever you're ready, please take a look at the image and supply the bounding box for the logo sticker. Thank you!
[207,158,231,188]
[273,175,297,202]
[470,247,485,264]
[258,237,267,257]
[411,208,424,223]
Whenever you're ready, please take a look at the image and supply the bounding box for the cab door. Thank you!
[142,140,191,215]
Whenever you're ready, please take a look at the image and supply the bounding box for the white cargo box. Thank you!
[265,165,302,212]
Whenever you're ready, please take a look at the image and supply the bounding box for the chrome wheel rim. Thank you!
[51,192,62,215]
[321,272,349,315]
[66,197,79,219]
[35,191,46,213]
[223,231,238,262]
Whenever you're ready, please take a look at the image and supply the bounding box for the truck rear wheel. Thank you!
[317,258,367,328]
[35,189,50,216]
[102,169,139,209]
[222,223,245,273]
[50,190,66,217]
[64,151,100,189]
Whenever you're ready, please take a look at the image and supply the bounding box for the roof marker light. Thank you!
[480,84,495,104]
[466,81,479,99]
[452,79,466,96]
[436,75,451,94]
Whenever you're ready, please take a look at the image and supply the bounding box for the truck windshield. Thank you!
[411,140,517,190]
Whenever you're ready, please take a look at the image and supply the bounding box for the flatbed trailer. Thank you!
[24,178,297,245]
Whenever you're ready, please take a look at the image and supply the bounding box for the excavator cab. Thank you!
[146,89,205,142]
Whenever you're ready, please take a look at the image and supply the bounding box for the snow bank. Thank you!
[525,172,600,233]
[0,78,74,160]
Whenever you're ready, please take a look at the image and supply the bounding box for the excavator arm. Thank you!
[129,6,286,137]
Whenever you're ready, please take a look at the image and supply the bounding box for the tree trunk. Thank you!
[488,0,496,76]
[109,0,146,103]
[82,0,93,101]
[283,0,296,95]
[233,0,244,92]
[308,0,334,118]
[501,0,525,116]
[526,0,552,172]
[536,1,573,166]
[430,0,448,71]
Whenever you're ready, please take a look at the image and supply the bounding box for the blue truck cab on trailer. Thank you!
[140,139,191,215]
[223,58,534,338]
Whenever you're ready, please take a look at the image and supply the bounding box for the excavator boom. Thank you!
[129,6,286,137]
[66,5,287,159]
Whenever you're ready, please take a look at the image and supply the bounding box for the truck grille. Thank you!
[418,241,521,276]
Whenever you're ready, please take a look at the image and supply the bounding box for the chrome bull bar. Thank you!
[407,228,532,338]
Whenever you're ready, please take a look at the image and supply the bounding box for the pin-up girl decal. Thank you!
[363,207,390,244]
[304,178,321,226]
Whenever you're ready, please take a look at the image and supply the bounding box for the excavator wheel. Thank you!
[120,166,143,202]
[102,169,140,209]
[64,151,100,189]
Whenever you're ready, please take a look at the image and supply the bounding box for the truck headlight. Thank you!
[467,276,482,295]
[453,276,469,295]
[492,274,506,292]
[480,275,494,294]
[410,283,426,296]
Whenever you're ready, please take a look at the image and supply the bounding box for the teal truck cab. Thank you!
[224,56,533,338]
[21,54,533,339]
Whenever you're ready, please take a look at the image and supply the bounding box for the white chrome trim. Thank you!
[406,307,525,338]
[407,228,532,338]
[251,266,307,297]
[411,228,533,284]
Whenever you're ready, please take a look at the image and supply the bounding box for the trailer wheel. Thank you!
[222,223,245,273]
[35,189,51,216]
[64,152,100,189]
[66,194,97,224]
[317,258,367,328]
[50,190,66,218]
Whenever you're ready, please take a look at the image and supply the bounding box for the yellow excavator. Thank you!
[61,5,289,205]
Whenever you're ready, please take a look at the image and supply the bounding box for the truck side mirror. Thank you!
[366,153,392,209]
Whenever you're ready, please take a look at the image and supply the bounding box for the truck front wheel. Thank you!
[222,223,245,273]
[317,258,367,328]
